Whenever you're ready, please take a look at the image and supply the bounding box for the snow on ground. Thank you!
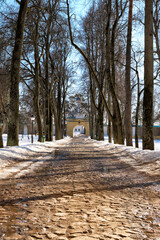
[0,134,159,180]
[94,136,160,177]
[104,135,160,151]
[0,134,71,179]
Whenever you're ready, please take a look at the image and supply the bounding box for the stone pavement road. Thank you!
[0,137,160,240]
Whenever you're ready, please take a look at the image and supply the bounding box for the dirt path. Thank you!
[0,137,160,240]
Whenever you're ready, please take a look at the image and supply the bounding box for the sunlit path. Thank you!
[0,137,160,239]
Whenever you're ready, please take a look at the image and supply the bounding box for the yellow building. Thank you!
[66,117,89,138]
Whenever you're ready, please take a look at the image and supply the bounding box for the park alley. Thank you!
[0,137,160,240]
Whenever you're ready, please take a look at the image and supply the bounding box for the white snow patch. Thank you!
[0,134,71,179]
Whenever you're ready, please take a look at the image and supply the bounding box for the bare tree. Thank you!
[82,2,106,140]
[50,37,70,140]
[108,0,127,144]
[143,0,154,150]
[132,51,144,148]
[0,69,10,148]
[125,0,133,146]
[7,0,29,146]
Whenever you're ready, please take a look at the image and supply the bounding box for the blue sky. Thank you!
[70,0,92,18]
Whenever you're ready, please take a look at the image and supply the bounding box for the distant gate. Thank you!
[66,118,89,138]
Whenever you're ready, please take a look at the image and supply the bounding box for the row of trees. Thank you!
[0,0,159,150]
[0,0,73,147]
[67,0,159,150]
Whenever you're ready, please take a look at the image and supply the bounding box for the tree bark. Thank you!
[49,105,53,141]
[45,27,50,141]
[105,0,124,144]
[7,0,28,146]
[96,97,104,141]
[52,86,62,140]
[34,94,43,142]
[108,90,112,143]
[134,65,143,148]
[143,0,154,150]
[0,95,6,148]
[125,0,133,146]
[0,127,3,148]
[33,10,43,142]
[135,70,140,148]
[90,101,96,139]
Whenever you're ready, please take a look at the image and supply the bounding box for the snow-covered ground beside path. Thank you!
[104,135,160,151]
[0,134,159,181]
[0,134,71,179]
[92,138,160,178]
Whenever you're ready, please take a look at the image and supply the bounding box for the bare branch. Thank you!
[15,0,21,5]
[66,0,113,121]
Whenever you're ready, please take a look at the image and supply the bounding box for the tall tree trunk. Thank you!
[57,80,63,139]
[108,120,112,143]
[108,90,112,143]
[90,105,95,139]
[89,71,96,139]
[49,104,53,141]
[135,96,140,148]
[96,98,104,141]
[34,13,43,142]
[7,0,28,146]
[143,0,154,150]
[105,4,112,144]
[0,96,6,148]
[135,66,143,148]
[106,0,124,144]
[125,0,133,146]
[135,71,140,148]
[34,94,43,142]
[52,90,62,140]
[111,20,119,144]
[55,122,62,140]
[45,0,58,141]
[54,104,62,140]
[63,104,66,137]
[53,111,61,140]
[89,104,96,139]
[0,126,3,148]
[45,37,50,141]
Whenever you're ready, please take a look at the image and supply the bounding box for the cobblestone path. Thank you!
[0,137,160,240]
